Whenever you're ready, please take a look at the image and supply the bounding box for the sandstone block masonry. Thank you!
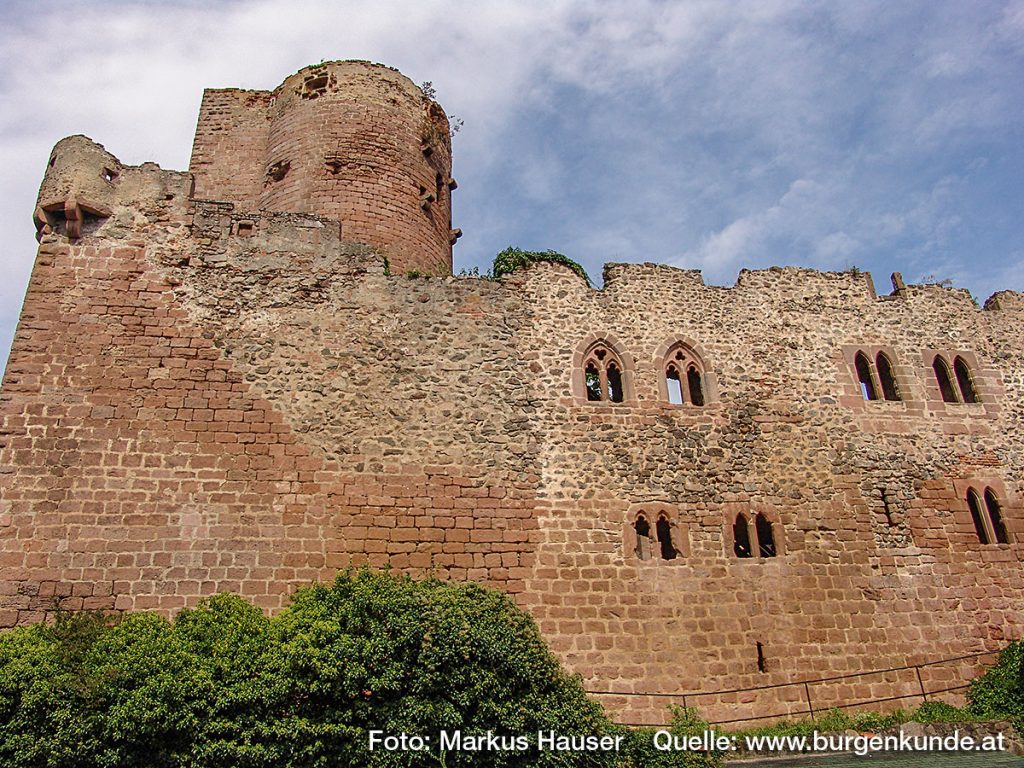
[186,60,455,275]
[2,62,1023,726]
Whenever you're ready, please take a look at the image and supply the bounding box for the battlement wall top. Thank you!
[528,260,1020,317]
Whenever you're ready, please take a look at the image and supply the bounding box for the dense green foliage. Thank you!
[617,708,720,768]
[967,640,1023,724]
[0,573,715,768]
[490,247,590,284]
[724,700,982,745]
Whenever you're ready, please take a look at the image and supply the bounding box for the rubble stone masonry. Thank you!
[1,62,1022,725]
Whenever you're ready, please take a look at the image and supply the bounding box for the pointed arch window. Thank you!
[933,353,981,404]
[852,348,902,402]
[967,490,989,543]
[580,341,628,403]
[733,513,753,558]
[876,353,901,401]
[730,510,782,559]
[656,514,677,560]
[954,356,979,403]
[855,352,878,401]
[664,345,706,406]
[755,513,777,557]
[984,489,1009,544]
[634,515,652,560]
[933,356,958,403]
[630,509,684,562]
[966,486,1011,545]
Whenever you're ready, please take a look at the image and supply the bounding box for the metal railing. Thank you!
[585,648,1003,727]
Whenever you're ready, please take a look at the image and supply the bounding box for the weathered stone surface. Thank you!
[2,62,1023,727]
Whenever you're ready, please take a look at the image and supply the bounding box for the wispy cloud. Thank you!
[1,1,1022,372]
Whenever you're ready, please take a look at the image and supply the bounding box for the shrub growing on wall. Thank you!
[967,640,1023,724]
[491,246,590,284]
[0,572,714,768]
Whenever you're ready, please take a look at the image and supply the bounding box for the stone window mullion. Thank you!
[747,517,760,558]
[680,365,692,404]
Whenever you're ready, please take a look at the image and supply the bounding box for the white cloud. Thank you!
[1,1,1023,371]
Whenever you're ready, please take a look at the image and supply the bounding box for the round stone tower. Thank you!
[189,60,456,275]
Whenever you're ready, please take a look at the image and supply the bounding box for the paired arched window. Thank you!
[966,487,1009,544]
[581,341,626,402]
[854,350,901,402]
[732,512,779,558]
[633,511,678,561]
[933,354,979,404]
[665,345,705,406]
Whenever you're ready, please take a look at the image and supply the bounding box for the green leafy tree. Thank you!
[0,573,721,768]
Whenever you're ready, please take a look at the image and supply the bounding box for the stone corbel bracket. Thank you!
[35,196,113,241]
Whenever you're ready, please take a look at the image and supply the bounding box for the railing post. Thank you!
[682,694,688,710]
[915,666,928,702]
[804,682,815,720]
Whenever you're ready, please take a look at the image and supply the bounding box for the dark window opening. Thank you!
[656,516,676,560]
[687,365,705,406]
[634,516,652,561]
[302,74,331,97]
[954,357,979,403]
[733,514,752,558]
[756,641,766,673]
[236,221,254,237]
[876,353,900,401]
[968,490,989,544]
[101,167,118,183]
[267,160,290,182]
[880,489,895,526]
[755,513,777,557]
[933,356,958,403]
[581,342,627,404]
[984,489,1009,544]
[666,366,683,405]
[585,363,601,402]
[607,363,623,403]
[666,346,707,406]
[855,352,877,401]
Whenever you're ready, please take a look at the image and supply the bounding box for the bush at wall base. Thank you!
[967,639,1024,725]
[0,571,718,768]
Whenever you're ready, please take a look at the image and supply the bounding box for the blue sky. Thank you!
[1,1,1023,374]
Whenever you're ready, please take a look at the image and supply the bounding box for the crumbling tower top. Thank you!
[188,60,456,275]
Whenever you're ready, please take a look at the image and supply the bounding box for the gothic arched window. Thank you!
[954,356,979,403]
[876,352,901,401]
[855,352,878,401]
[581,341,628,403]
[983,488,1009,544]
[967,487,1012,545]
[852,349,902,402]
[933,356,958,403]
[634,515,652,560]
[733,513,752,558]
[730,510,783,559]
[755,513,777,557]
[665,345,706,406]
[656,515,677,561]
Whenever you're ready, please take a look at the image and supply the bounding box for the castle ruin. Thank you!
[1,61,1022,726]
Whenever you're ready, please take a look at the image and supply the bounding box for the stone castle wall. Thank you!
[2,63,1023,726]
